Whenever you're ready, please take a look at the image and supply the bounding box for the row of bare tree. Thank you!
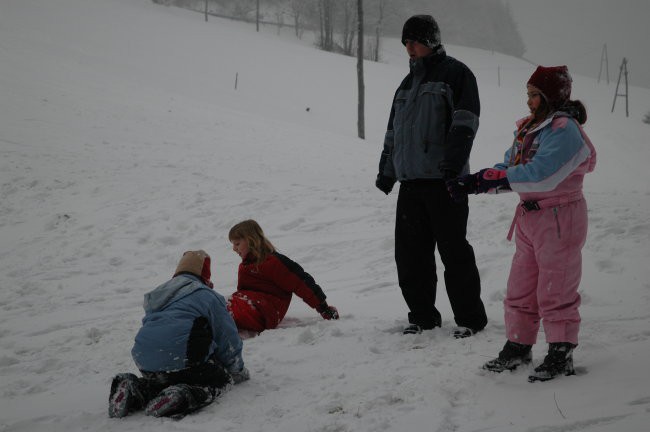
[153,0,525,61]
[151,0,527,138]
[154,0,388,61]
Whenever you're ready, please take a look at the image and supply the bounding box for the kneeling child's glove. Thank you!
[316,302,339,320]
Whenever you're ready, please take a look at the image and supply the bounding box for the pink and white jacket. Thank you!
[494,112,597,203]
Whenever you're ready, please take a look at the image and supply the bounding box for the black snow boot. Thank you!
[453,326,478,339]
[483,340,532,372]
[145,383,215,419]
[108,373,147,418]
[403,324,423,334]
[528,342,576,383]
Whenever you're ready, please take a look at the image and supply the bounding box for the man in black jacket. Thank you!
[376,15,487,337]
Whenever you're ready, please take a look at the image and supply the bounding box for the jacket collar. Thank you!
[409,45,446,75]
[517,111,574,135]
[143,274,204,313]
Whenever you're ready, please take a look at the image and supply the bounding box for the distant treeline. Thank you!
[152,0,525,59]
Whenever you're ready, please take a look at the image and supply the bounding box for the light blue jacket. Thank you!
[494,112,596,201]
[131,274,244,374]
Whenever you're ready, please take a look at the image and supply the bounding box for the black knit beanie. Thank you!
[401,15,441,49]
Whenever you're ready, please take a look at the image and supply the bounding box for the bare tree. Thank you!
[288,0,307,39]
[373,0,387,62]
[340,0,357,56]
[231,0,256,21]
[317,0,335,51]
[274,8,285,35]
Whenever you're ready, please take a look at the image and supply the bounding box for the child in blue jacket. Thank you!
[108,250,249,419]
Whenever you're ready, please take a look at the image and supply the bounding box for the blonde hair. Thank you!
[228,220,275,264]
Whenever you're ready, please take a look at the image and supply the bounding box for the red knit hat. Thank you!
[174,250,213,288]
[527,65,572,109]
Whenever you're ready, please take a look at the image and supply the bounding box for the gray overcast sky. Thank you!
[507,0,650,89]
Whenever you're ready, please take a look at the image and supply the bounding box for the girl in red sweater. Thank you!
[227,220,339,333]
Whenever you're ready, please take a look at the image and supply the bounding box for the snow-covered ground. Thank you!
[1,1,649,431]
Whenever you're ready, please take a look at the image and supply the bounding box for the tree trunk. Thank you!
[374,0,386,62]
[357,0,365,139]
[318,0,334,51]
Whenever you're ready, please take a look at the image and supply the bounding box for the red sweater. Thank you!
[235,252,326,324]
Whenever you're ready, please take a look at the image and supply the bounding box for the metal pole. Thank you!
[612,60,623,113]
[598,44,609,84]
[611,57,629,117]
[624,58,629,117]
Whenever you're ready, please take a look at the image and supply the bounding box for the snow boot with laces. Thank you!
[528,342,576,383]
[483,340,532,372]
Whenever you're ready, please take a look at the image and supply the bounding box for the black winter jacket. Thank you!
[378,47,480,183]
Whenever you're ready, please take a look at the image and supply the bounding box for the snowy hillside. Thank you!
[1,0,649,431]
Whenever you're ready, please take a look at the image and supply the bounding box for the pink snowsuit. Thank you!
[495,113,597,345]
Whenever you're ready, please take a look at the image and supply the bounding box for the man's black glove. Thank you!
[440,167,466,203]
[375,174,395,195]
[438,160,459,181]
[446,177,473,202]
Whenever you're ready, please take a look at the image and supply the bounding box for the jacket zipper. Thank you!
[553,207,561,239]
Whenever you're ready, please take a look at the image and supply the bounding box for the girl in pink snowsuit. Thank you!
[447,65,596,382]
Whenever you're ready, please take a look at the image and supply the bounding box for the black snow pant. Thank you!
[395,180,487,331]
[142,356,231,391]
[140,355,232,415]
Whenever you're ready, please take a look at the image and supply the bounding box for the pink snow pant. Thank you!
[504,197,588,346]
